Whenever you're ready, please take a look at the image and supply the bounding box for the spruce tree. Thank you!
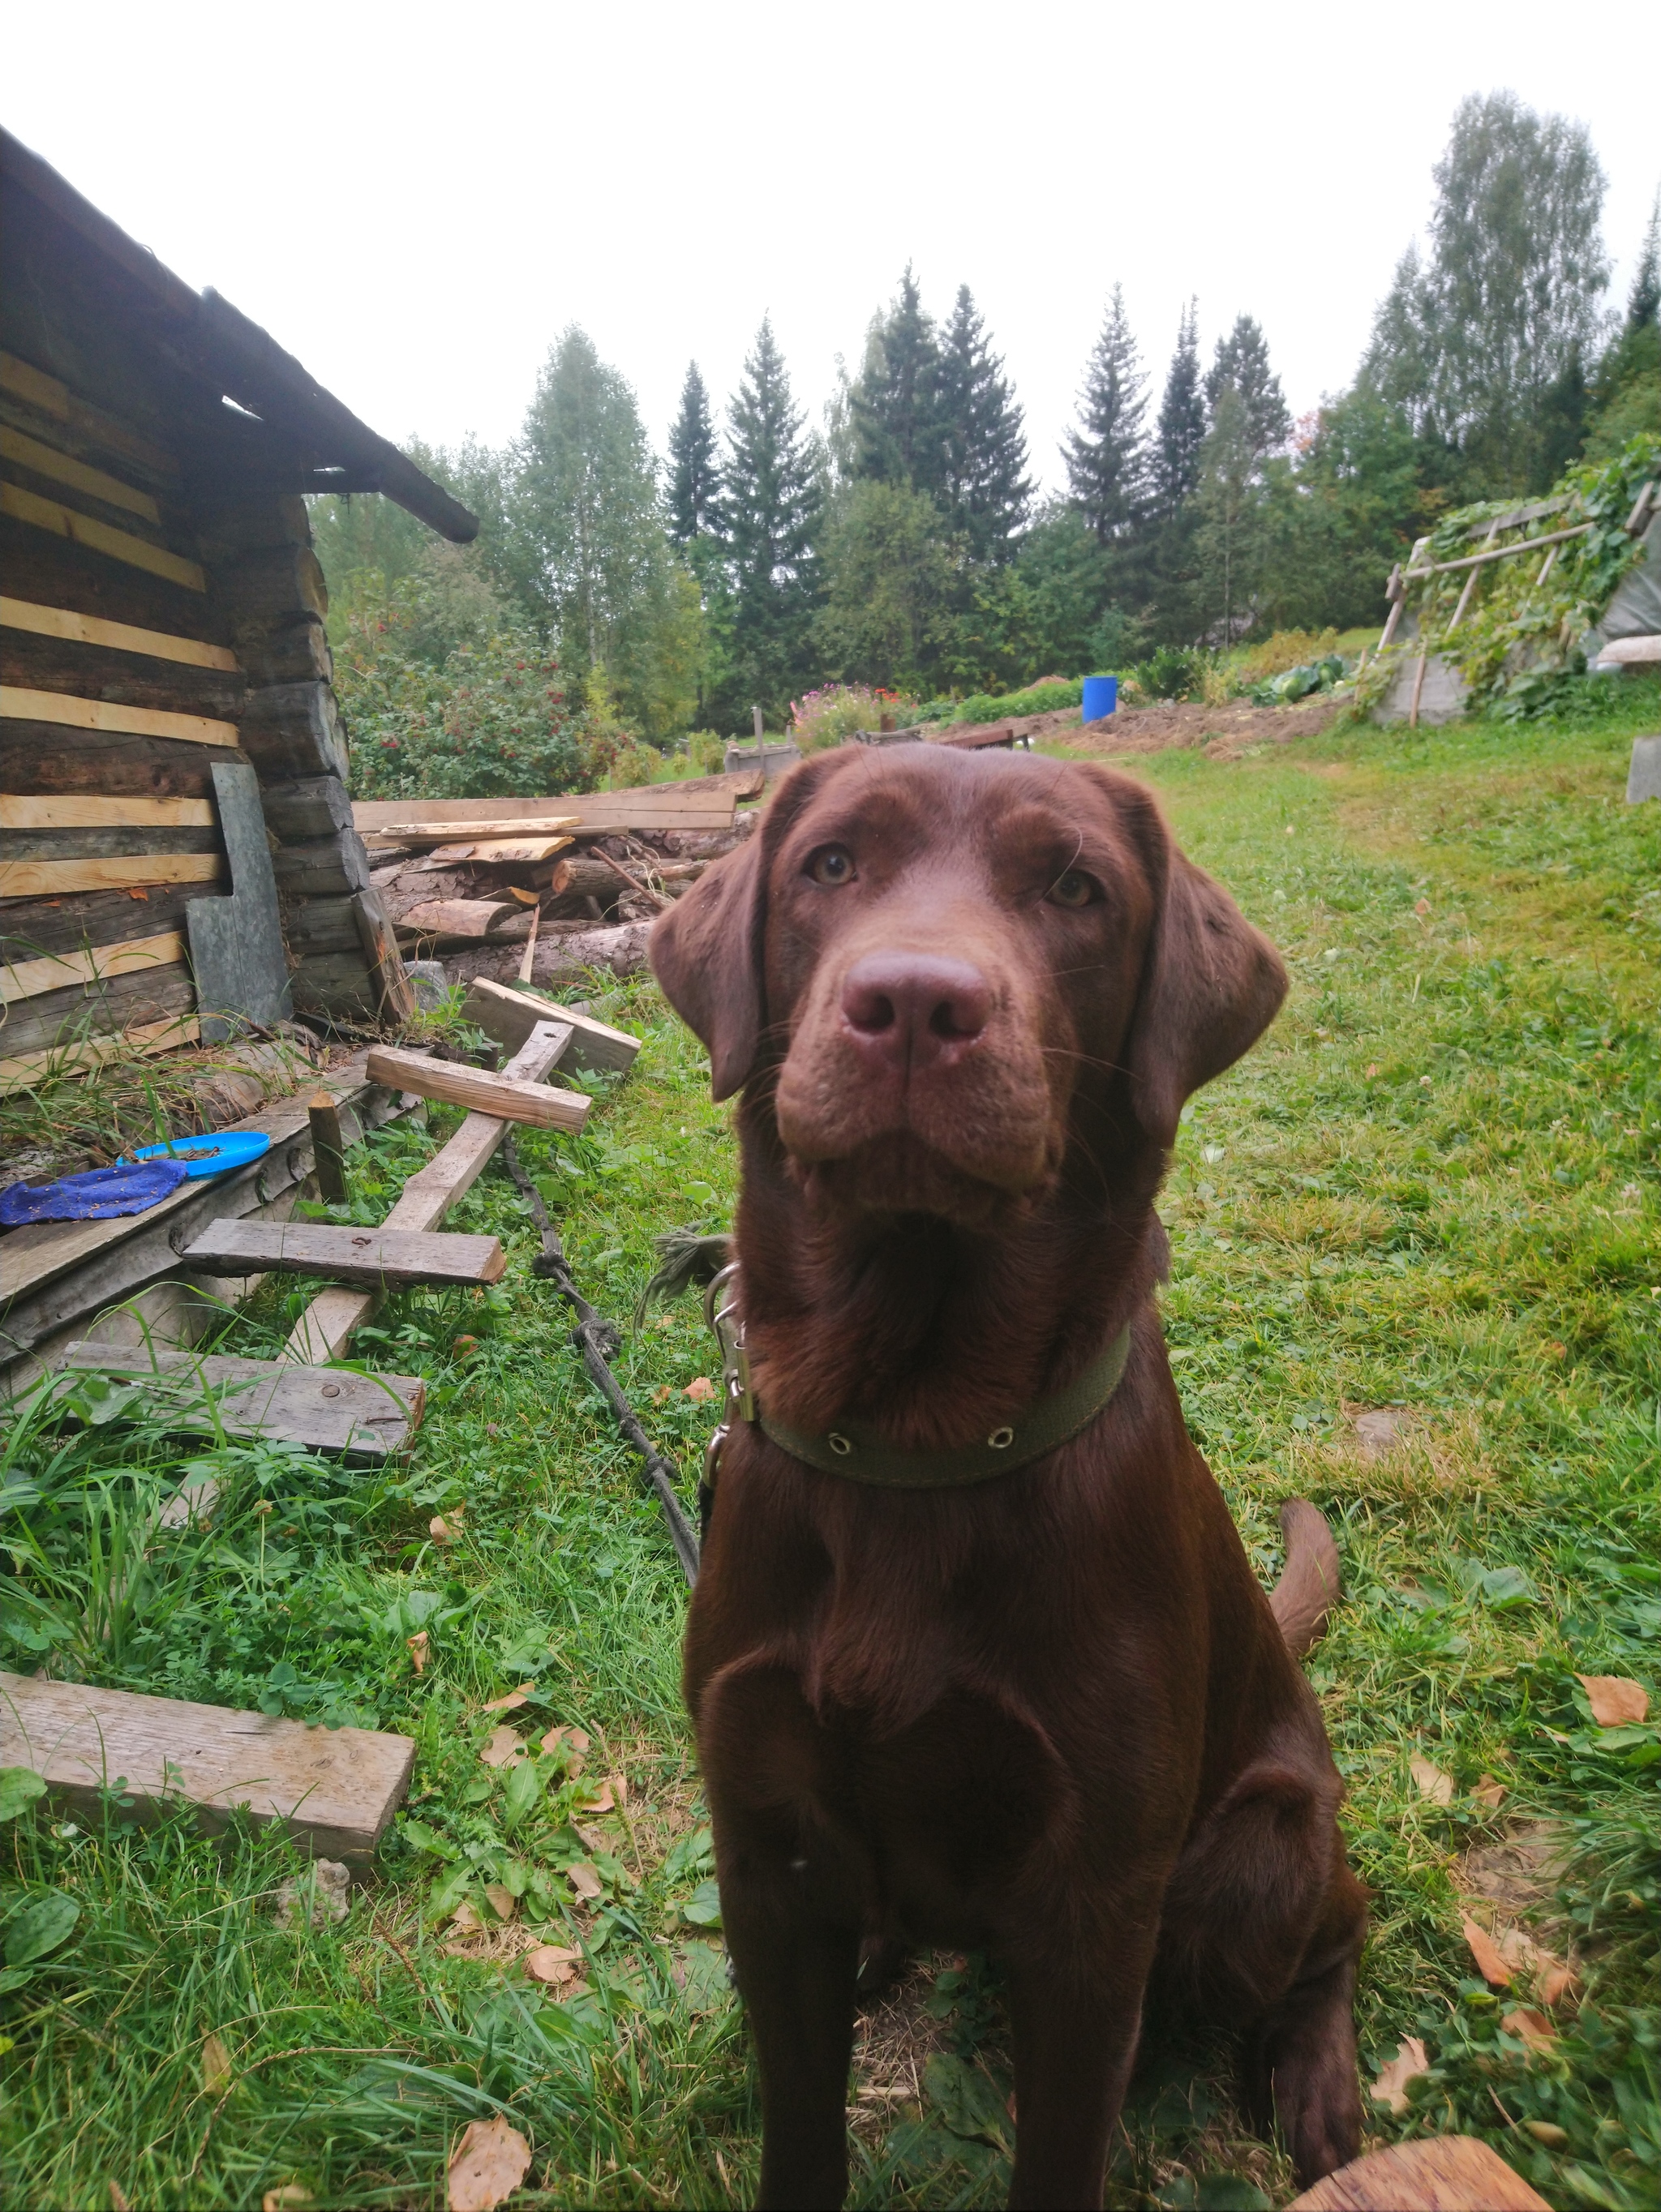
[850,267,946,497]
[1152,299,1204,517]
[723,317,822,719]
[1063,286,1149,543]
[1204,315,1290,459]
[1626,190,1659,332]
[667,362,723,544]
[937,285,1031,563]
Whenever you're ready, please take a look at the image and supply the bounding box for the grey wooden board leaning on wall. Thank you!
[0,1669,414,1860]
[186,757,292,1039]
[51,1344,424,1455]
[178,1219,506,1288]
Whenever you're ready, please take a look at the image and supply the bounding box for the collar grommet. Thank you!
[827,1432,853,1456]
[987,1425,1015,1449]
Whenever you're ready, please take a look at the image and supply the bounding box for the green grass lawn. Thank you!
[2,686,1659,2210]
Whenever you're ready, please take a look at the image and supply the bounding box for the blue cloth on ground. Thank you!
[0,1160,191,1225]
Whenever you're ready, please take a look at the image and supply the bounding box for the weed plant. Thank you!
[2,697,1659,2206]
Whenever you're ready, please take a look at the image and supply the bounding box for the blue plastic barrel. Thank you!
[1081,675,1118,722]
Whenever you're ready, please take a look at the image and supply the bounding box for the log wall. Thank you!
[0,182,408,1091]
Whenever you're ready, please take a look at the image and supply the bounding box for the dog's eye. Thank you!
[808,845,856,887]
[1046,869,1098,909]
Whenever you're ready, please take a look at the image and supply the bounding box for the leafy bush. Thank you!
[1131,645,1204,701]
[686,730,726,775]
[1233,628,1341,684]
[788,684,919,752]
[335,571,625,800]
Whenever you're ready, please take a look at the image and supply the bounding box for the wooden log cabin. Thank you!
[0,128,478,1095]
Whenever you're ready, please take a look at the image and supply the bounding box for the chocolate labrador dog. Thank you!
[649,744,1364,2210]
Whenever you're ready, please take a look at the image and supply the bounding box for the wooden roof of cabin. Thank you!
[0,128,477,545]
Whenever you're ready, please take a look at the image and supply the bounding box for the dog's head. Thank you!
[650,746,1285,1223]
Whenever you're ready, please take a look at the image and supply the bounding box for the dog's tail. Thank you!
[1268,1500,1341,1659]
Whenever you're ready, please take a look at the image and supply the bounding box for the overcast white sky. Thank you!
[7,2,1657,498]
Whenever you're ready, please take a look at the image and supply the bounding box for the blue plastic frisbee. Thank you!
[128,1131,272,1178]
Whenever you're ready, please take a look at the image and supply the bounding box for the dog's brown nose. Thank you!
[839,953,991,1070]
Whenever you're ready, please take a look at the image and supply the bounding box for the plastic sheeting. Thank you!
[1588,511,1661,649]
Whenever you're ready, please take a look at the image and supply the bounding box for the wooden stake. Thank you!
[517,902,541,984]
[1408,652,1429,728]
[307,1091,349,1204]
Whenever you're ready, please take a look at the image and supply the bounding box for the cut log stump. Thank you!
[179,1220,506,1288]
[1287,2137,1551,2211]
[0,1670,414,1860]
[51,1344,423,1456]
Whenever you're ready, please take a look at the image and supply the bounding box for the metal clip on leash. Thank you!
[701,1262,753,1532]
[501,1131,700,1587]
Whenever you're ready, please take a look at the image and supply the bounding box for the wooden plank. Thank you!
[0,960,194,1060]
[1404,521,1592,581]
[0,595,238,671]
[0,684,238,747]
[0,1014,199,1098]
[0,881,205,963]
[53,1344,423,1457]
[284,1024,571,1365]
[1,928,185,1004]
[0,793,213,830]
[0,514,216,641]
[426,835,574,864]
[371,814,581,841]
[461,977,640,1077]
[1,481,206,590]
[178,1220,508,1289]
[1287,2136,1550,2211]
[0,853,223,897]
[0,1669,414,1861]
[0,426,161,524]
[365,1044,590,1132]
[354,784,738,837]
[0,350,180,482]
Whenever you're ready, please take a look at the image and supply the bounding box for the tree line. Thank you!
[313,89,1659,742]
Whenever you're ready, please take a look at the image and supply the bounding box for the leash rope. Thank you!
[502,1131,700,1586]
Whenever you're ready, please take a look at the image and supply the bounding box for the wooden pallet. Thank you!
[0,1669,414,1860]
[51,1343,423,1455]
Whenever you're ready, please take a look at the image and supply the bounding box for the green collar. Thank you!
[755,1323,1134,1490]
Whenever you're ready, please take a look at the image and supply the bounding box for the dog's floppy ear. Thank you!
[648,833,767,1100]
[1123,814,1287,1147]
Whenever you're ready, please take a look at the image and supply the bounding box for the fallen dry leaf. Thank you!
[1577,1674,1649,1727]
[483,1685,535,1714]
[451,1335,481,1360]
[523,1944,582,1986]
[610,1771,629,1808]
[446,2114,532,2212]
[483,1883,517,1922]
[684,1375,717,1402]
[1525,2120,1569,2148]
[567,1861,603,1902]
[109,2186,134,2212]
[652,1384,672,1405]
[1410,1755,1455,1805]
[201,2031,234,2094]
[540,1725,589,1776]
[1370,2034,1428,2114]
[1502,2007,1556,2051]
[430,1515,460,1545]
[448,1902,483,1937]
[577,1779,616,1814]
[1539,1958,1581,2008]
[407,1630,429,1674]
[262,2190,314,2212]
[1472,1773,1507,1808]
[479,1725,526,1769]
[1462,1914,1513,1987]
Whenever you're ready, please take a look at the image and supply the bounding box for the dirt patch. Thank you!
[1066,697,1342,760]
